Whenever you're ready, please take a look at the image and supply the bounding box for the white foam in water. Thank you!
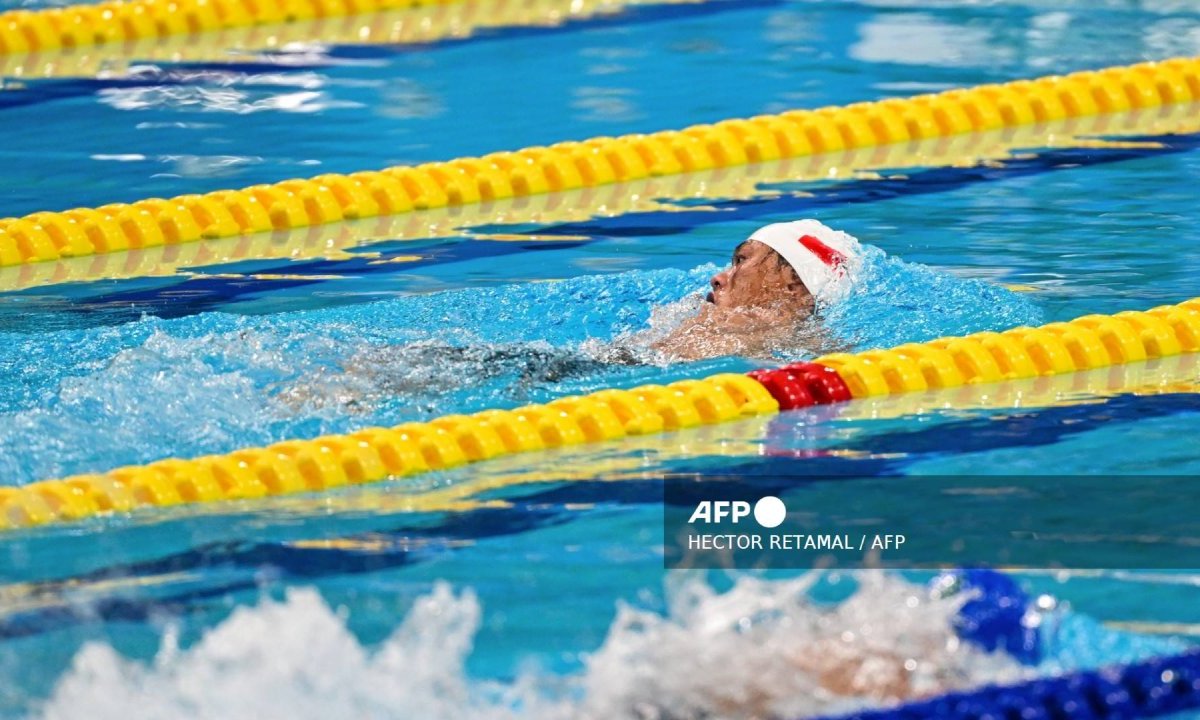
[35,574,1028,720]
[39,584,491,720]
[579,572,1025,719]
[0,326,309,482]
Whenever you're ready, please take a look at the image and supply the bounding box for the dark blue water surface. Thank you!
[2,1,1200,717]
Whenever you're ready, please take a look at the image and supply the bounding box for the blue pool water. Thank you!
[3,0,1200,717]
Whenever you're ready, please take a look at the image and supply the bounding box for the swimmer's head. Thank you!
[707,238,815,315]
[708,220,861,313]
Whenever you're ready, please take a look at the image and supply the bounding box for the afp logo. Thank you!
[687,496,787,528]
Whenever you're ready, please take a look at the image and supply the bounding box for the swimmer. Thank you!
[650,219,861,361]
[281,220,859,412]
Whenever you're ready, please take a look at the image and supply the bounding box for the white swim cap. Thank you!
[748,219,862,301]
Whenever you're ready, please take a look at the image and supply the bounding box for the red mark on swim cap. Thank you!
[798,234,845,268]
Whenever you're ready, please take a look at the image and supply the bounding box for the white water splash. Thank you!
[40,584,489,720]
[578,573,1025,719]
[34,574,1028,720]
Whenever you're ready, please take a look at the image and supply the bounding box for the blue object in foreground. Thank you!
[812,650,1200,720]
[949,569,1042,665]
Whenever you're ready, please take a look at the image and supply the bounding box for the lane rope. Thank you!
[0,0,462,54]
[2,57,1198,267]
[3,296,1198,531]
[0,0,692,78]
[4,102,1197,293]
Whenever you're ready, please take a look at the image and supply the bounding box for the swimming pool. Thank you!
[3,0,1200,717]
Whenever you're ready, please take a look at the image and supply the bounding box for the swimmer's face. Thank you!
[707,240,814,314]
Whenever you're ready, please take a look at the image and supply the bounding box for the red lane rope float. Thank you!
[747,362,852,410]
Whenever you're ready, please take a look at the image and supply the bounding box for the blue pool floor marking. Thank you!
[5,125,1200,324]
[3,390,1199,641]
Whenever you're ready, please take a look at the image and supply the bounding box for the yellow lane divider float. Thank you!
[4,101,1198,292]
[3,297,1199,531]
[0,0,684,79]
[0,374,779,529]
[2,57,1199,267]
[0,0,464,54]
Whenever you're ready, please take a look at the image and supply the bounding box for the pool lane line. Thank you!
[0,371,780,532]
[0,0,738,59]
[7,358,1197,642]
[2,57,1198,268]
[5,375,1200,642]
[0,0,460,55]
[811,650,1200,720]
[26,116,1200,322]
[0,0,749,83]
[6,101,1196,295]
[755,299,1200,409]
[5,353,1197,584]
[0,415,774,629]
[3,296,1200,532]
